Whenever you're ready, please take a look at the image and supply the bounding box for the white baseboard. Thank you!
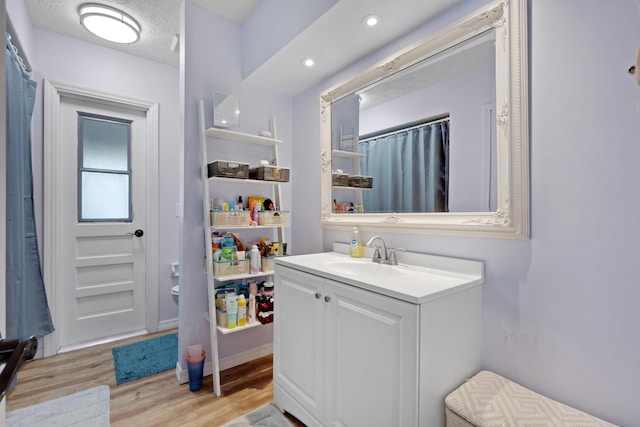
[158,318,178,331]
[219,342,273,371]
[58,329,147,354]
[175,343,273,384]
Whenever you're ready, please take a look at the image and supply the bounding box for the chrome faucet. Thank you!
[365,236,388,264]
[365,236,405,265]
[387,248,406,266]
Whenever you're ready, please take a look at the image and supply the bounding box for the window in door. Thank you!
[78,112,133,222]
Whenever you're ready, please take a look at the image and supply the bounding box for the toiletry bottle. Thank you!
[250,244,261,273]
[249,294,257,324]
[350,227,363,258]
[252,203,260,224]
[237,295,247,327]
[226,294,238,329]
[262,281,274,296]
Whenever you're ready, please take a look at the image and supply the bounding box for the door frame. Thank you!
[1,0,7,419]
[43,79,159,357]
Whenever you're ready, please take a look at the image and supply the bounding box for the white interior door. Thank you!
[58,98,147,348]
[43,81,159,354]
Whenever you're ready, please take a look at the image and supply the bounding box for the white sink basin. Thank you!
[322,259,409,278]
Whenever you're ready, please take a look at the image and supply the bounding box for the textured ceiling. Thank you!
[23,0,260,67]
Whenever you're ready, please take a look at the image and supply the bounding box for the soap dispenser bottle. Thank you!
[350,227,363,258]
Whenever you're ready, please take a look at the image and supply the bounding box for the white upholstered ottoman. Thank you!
[445,371,617,427]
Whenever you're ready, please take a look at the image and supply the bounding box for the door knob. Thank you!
[127,229,144,237]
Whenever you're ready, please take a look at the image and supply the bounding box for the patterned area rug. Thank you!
[112,333,178,385]
[6,385,110,427]
[221,403,294,427]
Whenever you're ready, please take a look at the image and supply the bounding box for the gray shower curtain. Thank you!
[6,35,54,339]
[359,121,449,213]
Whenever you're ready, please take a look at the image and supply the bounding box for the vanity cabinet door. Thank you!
[274,265,326,424]
[324,279,419,427]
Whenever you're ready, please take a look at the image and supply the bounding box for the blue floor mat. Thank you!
[112,334,178,385]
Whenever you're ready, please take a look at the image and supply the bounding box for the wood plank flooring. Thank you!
[6,330,304,426]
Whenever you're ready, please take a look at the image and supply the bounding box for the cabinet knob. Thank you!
[315,292,322,299]
[324,295,331,303]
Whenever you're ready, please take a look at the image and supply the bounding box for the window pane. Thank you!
[81,172,130,220]
[82,117,129,171]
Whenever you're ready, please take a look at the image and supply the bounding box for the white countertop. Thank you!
[275,249,483,304]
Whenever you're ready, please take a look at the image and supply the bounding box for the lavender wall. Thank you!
[294,0,640,425]
[179,0,293,366]
[6,2,181,327]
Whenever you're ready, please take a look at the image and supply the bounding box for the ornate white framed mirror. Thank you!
[319,0,529,239]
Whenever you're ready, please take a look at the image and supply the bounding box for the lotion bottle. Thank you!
[226,294,238,329]
[250,244,261,273]
[350,227,363,258]
[237,295,247,327]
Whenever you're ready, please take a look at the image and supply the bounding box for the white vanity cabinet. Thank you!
[273,267,325,423]
[273,251,483,427]
[274,265,418,426]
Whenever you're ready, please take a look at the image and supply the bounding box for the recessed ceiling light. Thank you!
[79,3,141,44]
[362,14,381,27]
[303,58,315,68]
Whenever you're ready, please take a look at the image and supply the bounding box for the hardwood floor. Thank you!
[6,330,305,426]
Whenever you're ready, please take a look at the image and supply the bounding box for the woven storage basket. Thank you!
[257,211,290,226]
[332,173,349,186]
[207,160,250,179]
[261,256,288,273]
[213,259,250,277]
[210,211,251,227]
[249,165,290,182]
[348,175,373,188]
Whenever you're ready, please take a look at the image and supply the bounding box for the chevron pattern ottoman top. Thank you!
[445,371,617,427]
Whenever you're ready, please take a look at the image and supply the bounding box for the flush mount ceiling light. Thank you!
[79,3,141,44]
[362,14,381,27]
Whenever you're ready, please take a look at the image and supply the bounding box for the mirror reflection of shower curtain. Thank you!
[360,121,449,213]
[5,35,54,340]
